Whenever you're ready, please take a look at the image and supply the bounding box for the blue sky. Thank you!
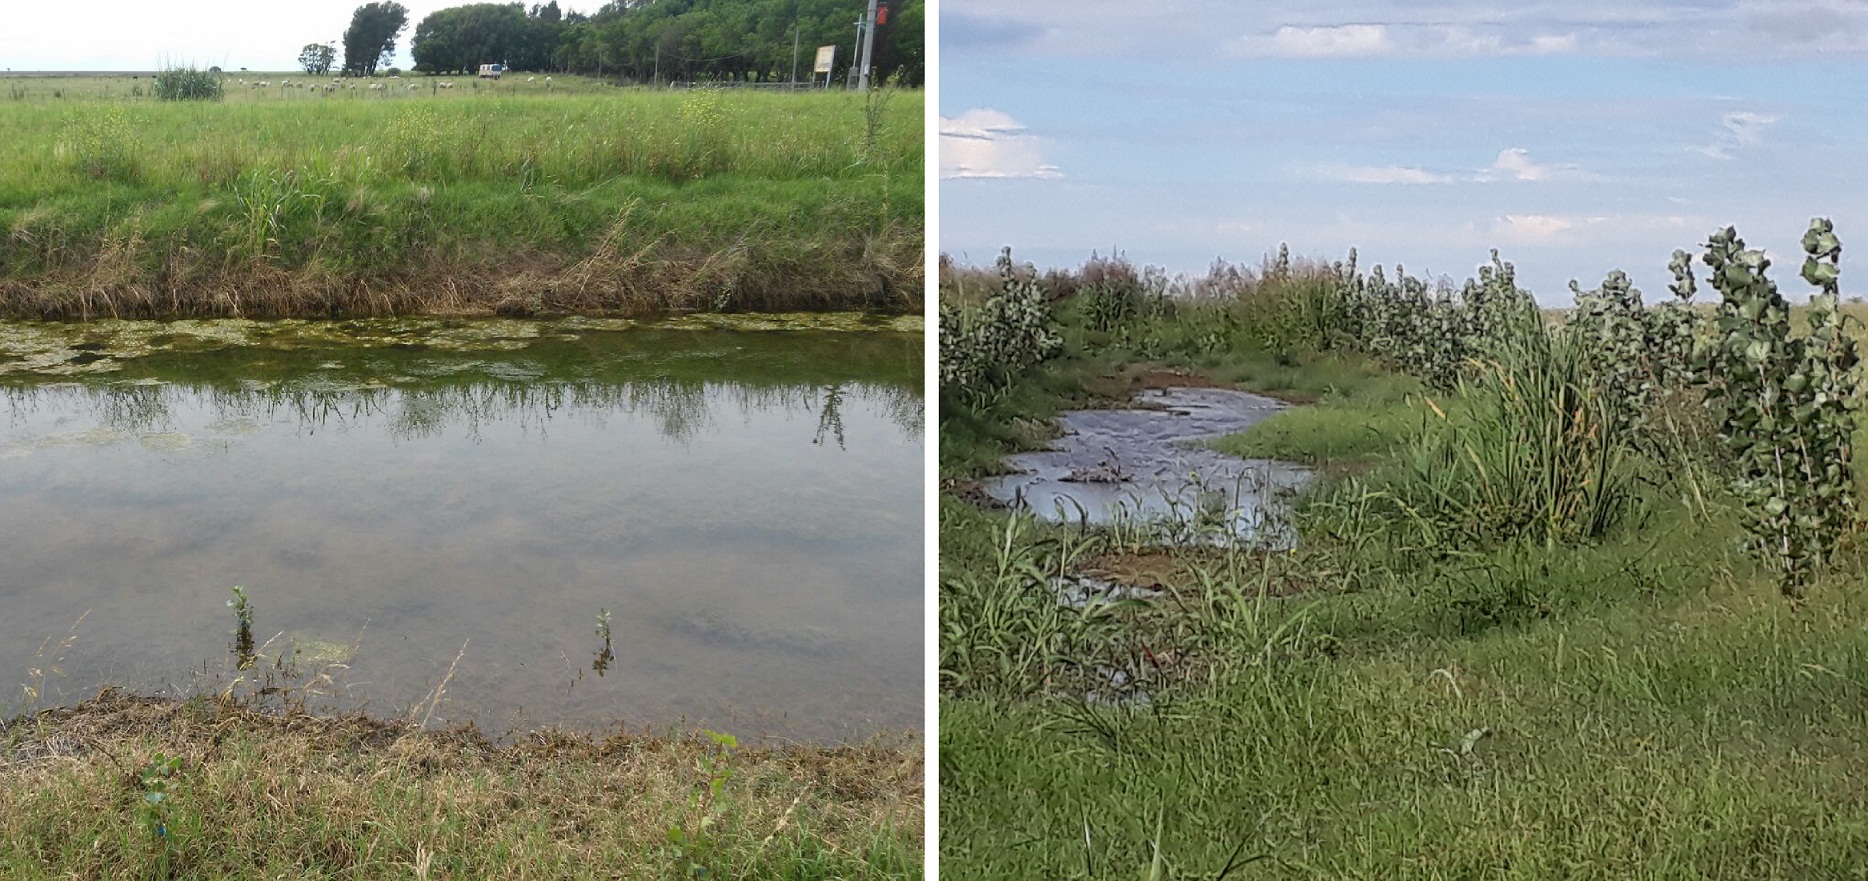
[940,0,1868,303]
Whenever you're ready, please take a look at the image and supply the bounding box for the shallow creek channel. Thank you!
[982,386,1314,547]
[981,385,1315,703]
[0,315,922,742]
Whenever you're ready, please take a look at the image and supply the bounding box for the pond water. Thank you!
[0,316,923,743]
[982,387,1312,545]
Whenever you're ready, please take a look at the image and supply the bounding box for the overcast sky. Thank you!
[0,0,517,72]
[940,0,1868,303]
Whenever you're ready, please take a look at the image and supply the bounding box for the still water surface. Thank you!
[0,317,922,742]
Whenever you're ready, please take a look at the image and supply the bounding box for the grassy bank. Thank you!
[0,75,920,318]
[0,689,921,879]
[939,249,1868,878]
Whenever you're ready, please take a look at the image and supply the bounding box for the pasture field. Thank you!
[0,72,920,318]
[939,242,1868,879]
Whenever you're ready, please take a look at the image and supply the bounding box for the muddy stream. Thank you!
[982,386,1313,545]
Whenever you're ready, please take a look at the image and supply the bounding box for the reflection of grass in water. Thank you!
[0,327,924,443]
[814,383,847,449]
[0,375,923,446]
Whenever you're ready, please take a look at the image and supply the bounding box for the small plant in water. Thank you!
[667,729,738,878]
[228,586,255,670]
[593,607,614,676]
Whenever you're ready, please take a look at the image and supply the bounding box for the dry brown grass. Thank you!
[0,226,923,321]
[0,689,921,878]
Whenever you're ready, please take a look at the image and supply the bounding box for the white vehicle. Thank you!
[477,63,505,80]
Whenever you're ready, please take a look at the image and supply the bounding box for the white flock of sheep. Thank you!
[225,73,557,98]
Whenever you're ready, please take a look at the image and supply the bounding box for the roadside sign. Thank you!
[813,45,836,74]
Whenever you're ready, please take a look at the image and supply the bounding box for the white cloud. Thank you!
[1325,164,1456,184]
[939,109,1064,180]
[1491,213,1694,245]
[1270,24,1394,57]
[1477,148,1603,182]
[944,0,1868,58]
[1225,22,1582,58]
[1741,1,1868,51]
[1700,111,1778,159]
[1495,214,1590,244]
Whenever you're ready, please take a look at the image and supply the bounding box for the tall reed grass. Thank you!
[1320,303,1637,549]
[0,89,923,317]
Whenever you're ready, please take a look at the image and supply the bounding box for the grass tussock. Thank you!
[1325,306,1638,550]
[0,689,922,879]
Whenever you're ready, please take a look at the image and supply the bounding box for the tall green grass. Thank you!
[0,87,922,317]
[1327,304,1637,549]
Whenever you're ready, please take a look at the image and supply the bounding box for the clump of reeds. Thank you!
[153,67,222,102]
[1320,302,1636,550]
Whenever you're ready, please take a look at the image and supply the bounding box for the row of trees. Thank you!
[408,0,923,84]
[303,0,921,84]
[299,2,410,77]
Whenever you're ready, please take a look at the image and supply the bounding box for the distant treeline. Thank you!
[409,0,922,84]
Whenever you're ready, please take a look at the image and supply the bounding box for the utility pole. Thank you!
[653,43,660,87]
[855,0,880,93]
[790,24,800,87]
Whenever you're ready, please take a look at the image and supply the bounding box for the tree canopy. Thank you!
[406,0,922,84]
[343,2,411,76]
[411,4,561,74]
[299,43,337,75]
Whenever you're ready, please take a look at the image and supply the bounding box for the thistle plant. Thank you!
[1697,220,1860,597]
[1337,250,1537,390]
[1654,249,1705,388]
[939,247,1064,404]
[1562,270,1660,439]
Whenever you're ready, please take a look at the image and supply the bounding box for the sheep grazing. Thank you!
[527,76,536,82]
[439,82,454,89]
[258,80,269,87]
[407,83,419,90]
[368,82,384,91]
